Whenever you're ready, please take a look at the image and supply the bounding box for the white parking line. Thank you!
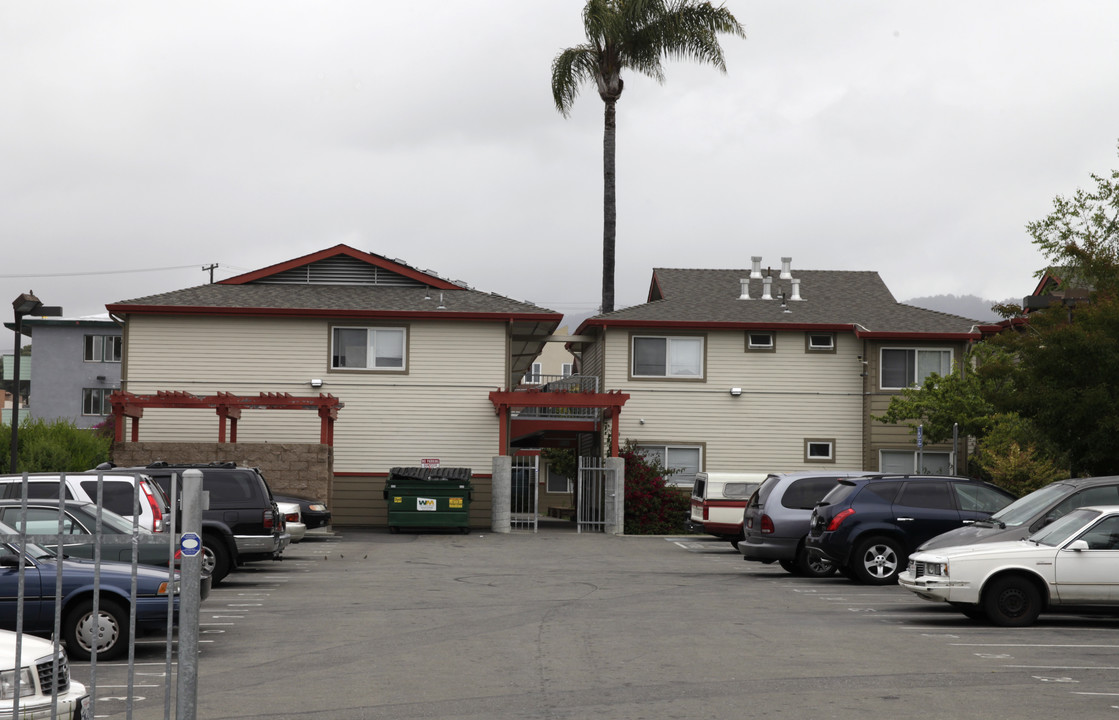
[1005,665,1119,670]
[952,643,1119,648]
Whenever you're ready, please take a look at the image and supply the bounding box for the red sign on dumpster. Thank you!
[421,458,440,468]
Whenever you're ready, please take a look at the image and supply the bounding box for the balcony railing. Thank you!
[512,374,600,420]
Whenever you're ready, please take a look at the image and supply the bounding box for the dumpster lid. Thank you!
[388,467,473,484]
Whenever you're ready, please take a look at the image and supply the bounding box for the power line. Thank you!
[0,264,206,279]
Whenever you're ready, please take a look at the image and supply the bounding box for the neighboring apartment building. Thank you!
[4,316,122,429]
[568,257,999,486]
[106,244,563,525]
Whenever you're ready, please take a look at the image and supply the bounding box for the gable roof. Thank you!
[107,244,560,322]
[578,266,994,339]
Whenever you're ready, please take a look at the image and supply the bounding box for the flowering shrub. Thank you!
[621,441,691,534]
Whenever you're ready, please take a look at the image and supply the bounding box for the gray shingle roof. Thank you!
[591,268,984,335]
[109,283,558,317]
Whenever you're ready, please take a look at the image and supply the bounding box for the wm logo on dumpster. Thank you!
[417,497,437,511]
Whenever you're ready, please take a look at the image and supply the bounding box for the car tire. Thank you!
[983,575,1042,627]
[203,533,232,586]
[64,597,130,661]
[796,545,837,578]
[850,536,904,585]
[778,558,799,574]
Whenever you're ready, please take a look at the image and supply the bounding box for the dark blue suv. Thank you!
[806,475,1016,584]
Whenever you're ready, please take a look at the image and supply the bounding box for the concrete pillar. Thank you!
[491,456,511,534]
[603,456,625,535]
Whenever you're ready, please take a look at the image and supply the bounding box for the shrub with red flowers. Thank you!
[620,441,691,535]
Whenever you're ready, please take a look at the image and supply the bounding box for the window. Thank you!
[84,334,121,363]
[561,362,573,378]
[879,449,952,475]
[546,468,572,494]
[631,336,704,378]
[636,444,702,486]
[805,333,835,353]
[804,439,835,463]
[331,327,406,370]
[880,348,952,389]
[747,332,774,352]
[896,481,953,510]
[523,362,542,385]
[82,388,110,416]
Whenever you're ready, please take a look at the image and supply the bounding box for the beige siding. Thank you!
[604,328,865,472]
[122,315,508,474]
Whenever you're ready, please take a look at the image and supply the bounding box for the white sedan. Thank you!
[899,505,1119,626]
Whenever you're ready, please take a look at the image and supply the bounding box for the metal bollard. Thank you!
[176,469,204,719]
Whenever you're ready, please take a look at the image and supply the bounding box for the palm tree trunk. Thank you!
[601,97,617,314]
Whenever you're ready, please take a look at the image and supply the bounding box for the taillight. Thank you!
[702,504,710,520]
[142,483,165,533]
[263,510,275,529]
[826,508,855,532]
[284,512,299,523]
[760,515,775,535]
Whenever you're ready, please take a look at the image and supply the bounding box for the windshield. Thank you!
[989,482,1072,527]
[1028,507,1100,547]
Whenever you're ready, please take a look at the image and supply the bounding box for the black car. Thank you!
[273,493,331,530]
[806,475,1016,584]
[101,462,289,586]
[918,475,1119,551]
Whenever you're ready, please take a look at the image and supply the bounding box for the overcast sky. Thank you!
[3,1,1119,352]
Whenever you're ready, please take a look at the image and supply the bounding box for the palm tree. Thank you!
[551,0,745,314]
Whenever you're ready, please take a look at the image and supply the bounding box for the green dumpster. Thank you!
[383,467,474,533]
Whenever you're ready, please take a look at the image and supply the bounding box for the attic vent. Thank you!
[255,256,426,286]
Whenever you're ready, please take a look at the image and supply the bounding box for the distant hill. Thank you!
[903,294,1016,322]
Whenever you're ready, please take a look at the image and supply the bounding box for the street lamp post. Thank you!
[8,292,62,473]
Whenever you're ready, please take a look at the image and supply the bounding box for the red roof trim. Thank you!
[217,244,460,289]
[105,304,562,323]
[574,317,982,340]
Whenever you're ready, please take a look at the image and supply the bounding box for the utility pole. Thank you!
[202,264,218,283]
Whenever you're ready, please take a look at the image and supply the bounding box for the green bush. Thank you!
[621,441,691,535]
[0,418,112,473]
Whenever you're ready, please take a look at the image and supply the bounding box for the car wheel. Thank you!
[796,545,837,578]
[778,558,799,574]
[851,536,904,585]
[983,575,1042,627]
[203,533,232,586]
[64,597,130,661]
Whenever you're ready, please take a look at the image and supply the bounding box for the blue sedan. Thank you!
[0,521,179,660]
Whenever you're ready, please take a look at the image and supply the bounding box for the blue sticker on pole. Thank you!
[180,532,202,557]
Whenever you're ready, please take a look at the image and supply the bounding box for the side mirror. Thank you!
[1066,539,1090,551]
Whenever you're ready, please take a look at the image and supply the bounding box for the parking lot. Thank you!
[72,529,1119,719]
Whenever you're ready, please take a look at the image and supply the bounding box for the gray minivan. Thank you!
[740,470,879,576]
[918,475,1119,551]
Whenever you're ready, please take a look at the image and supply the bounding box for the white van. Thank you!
[688,472,767,545]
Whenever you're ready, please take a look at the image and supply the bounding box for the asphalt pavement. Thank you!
[78,526,1119,719]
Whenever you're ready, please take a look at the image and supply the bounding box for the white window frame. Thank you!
[84,334,120,363]
[330,326,407,371]
[631,335,704,379]
[804,439,835,463]
[747,332,774,351]
[524,362,543,385]
[879,347,953,390]
[560,362,573,378]
[545,467,573,494]
[806,333,836,353]
[635,443,703,487]
[82,387,109,416]
[879,449,954,475]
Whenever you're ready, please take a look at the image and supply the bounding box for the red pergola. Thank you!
[109,391,344,445]
[488,388,630,457]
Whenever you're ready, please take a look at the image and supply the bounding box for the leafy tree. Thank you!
[1027,143,1119,296]
[971,413,1066,495]
[551,0,745,313]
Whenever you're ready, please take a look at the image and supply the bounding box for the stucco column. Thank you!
[603,456,625,535]
[491,455,511,534]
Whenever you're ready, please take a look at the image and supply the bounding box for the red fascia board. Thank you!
[105,304,562,324]
[582,319,855,332]
[217,244,460,290]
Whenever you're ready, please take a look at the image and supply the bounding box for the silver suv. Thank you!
[740,471,878,577]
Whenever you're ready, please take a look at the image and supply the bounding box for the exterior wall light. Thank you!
[310,379,324,388]
[730,387,742,396]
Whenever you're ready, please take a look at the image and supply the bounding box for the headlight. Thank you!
[0,668,35,700]
[924,562,949,577]
[308,504,327,512]
[158,580,182,595]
